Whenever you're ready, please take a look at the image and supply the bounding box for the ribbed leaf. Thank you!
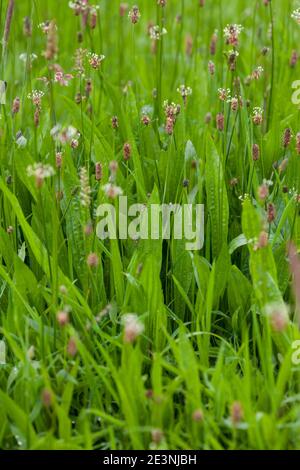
[205,135,229,259]
[242,198,281,307]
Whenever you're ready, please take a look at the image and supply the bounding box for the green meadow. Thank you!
[0,0,300,450]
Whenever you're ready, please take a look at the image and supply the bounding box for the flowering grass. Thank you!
[1,0,300,451]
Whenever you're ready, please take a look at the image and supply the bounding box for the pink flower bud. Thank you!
[123,142,131,161]
[12,96,20,115]
[95,162,103,181]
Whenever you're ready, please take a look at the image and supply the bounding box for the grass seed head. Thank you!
[87,252,99,268]
[258,183,269,200]
[56,310,69,327]
[111,116,119,129]
[253,231,269,251]
[227,49,239,71]
[43,20,58,60]
[192,409,204,422]
[296,133,300,154]
[88,52,105,69]
[23,16,32,37]
[205,112,212,124]
[85,78,92,96]
[103,183,123,199]
[228,96,240,112]
[123,142,132,161]
[90,8,98,29]
[177,84,192,105]
[120,3,128,17]
[27,163,55,188]
[28,90,44,109]
[185,34,193,56]
[252,143,260,161]
[122,314,144,343]
[230,401,244,425]
[128,5,141,24]
[41,388,53,408]
[292,8,300,25]
[229,177,238,187]
[79,167,91,207]
[95,162,103,181]
[54,71,73,87]
[290,50,298,68]
[71,138,79,148]
[84,221,93,236]
[109,160,118,178]
[210,30,218,55]
[223,24,243,47]
[3,0,14,48]
[208,60,215,75]
[74,48,87,74]
[55,152,63,169]
[251,66,264,80]
[151,428,164,445]
[252,107,263,125]
[218,88,230,101]
[141,115,151,126]
[267,202,276,223]
[216,113,224,131]
[12,97,20,115]
[266,303,289,332]
[283,128,292,148]
[67,337,78,357]
[149,25,167,41]
[59,285,68,295]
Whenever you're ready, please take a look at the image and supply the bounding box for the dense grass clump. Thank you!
[1,0,300,450]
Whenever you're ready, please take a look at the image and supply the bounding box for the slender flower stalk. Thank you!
[43,20,58,60]
[2,0,14,56]
[79,167,91,207]
[171,0,184,90]
[267,1,275,131]
[155,3,164,120]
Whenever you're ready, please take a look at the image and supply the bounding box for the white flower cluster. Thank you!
[291,8,300,24]
[228,49,239,58]
[88,52,105,69]
[223,24,243,37]
[122,314,144,343]
[149,25,167,40]
[223,24,243,45]
[251,66,264,80]
[27,163,55,179]
[102,183,123,199]
[253,107,263,117]
[218,88,231,101]
[27,90,45,108]
[19,53,37,63]
[177,85,192,98]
